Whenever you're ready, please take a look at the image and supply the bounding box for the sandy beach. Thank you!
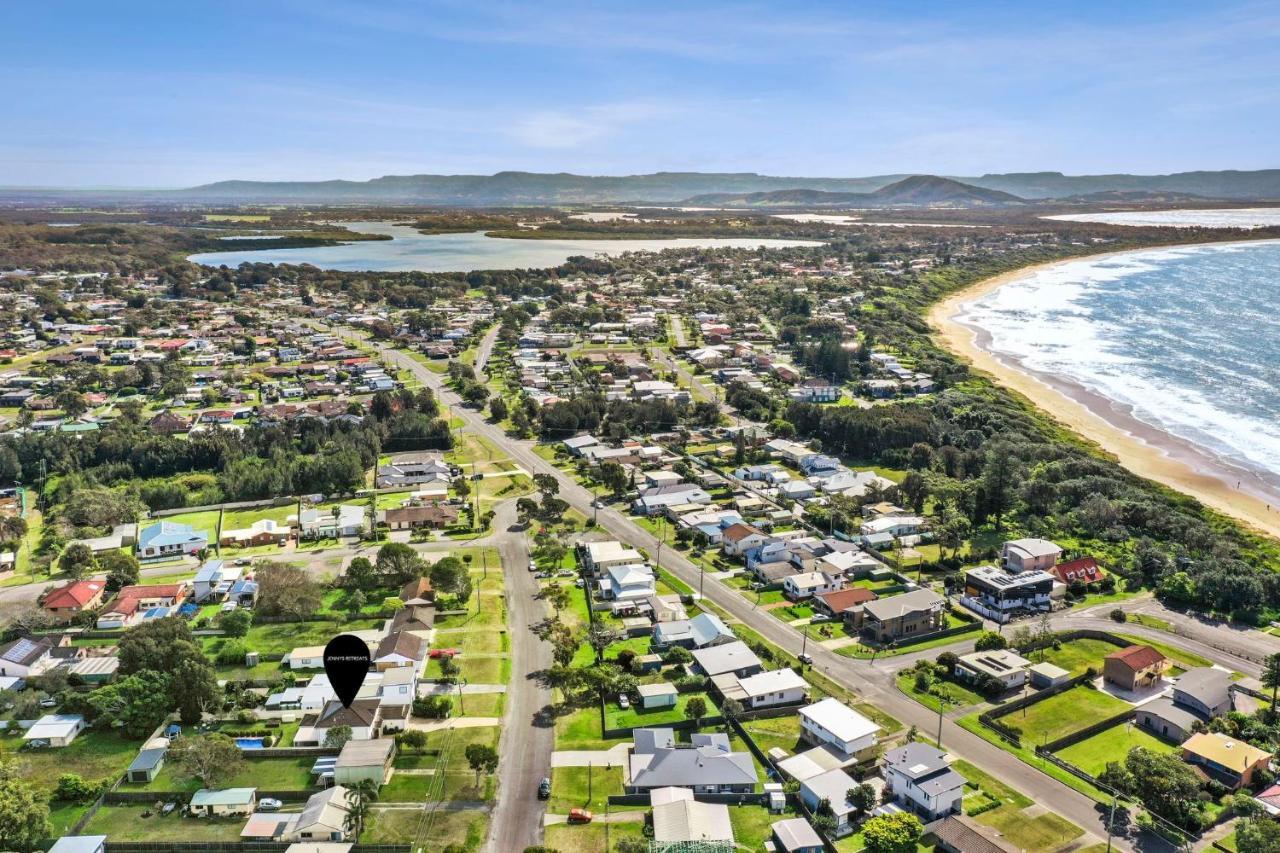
[929,249,1280,541]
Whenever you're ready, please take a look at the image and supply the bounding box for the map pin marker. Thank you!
[324,634,372,708]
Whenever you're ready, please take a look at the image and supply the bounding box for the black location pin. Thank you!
[324,634,372,708]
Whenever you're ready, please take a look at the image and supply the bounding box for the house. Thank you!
[721,523,769,558]
[883,742,966,820]
[783,571,844,601]
[148,411,190,435]
[192,560,237,602]
[284,786,356,842]
[0,635,57,678]
[136,521,207,559]
[962,565,1054,622]
[789,378,842,403]
[1136,668,1233,743]
[846,588,946,643]
[715,668,809,710]
[799,698,880,760]
[650,786,735,846]
[127,746,167,783]
[383,505,459,530]
[633,484,713,515]
[289,645,328,670]
[23,713,85,747]
[653,612,736,650]
[812,587,877,619]
[1049,556,1105,587]
[638,682,680,710]
[297,505,366,539]
[690,641,763,679]
[297,700,383,745]
[96,583,189,629]
[799,768,861,836]
[770,817,824,853]
[220,518,290,548]
[1103,645,1167,691]
[190,788,257,817]
[67,656,119,684]
[583,541,645,574]
[627,729,757,794]
[929,815,1022,853]
[373,630,427,671]
[48,837,107,853]
[1001,538,1062,573]
[375,457,452,488]
[1182,732,1272,790]
[859,515,925,538]
[778,480,817,502]
[334,739,395,787]
[601,563,657,601]
[954,649,1032,690]
[645,594,688,623]
[562,434,600,456]
[42,579,107,622]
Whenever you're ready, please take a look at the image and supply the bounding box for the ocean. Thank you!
[959,239,1280,496]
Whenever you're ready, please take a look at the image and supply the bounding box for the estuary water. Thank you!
[959,239,1280,497]
[187,220,823,272]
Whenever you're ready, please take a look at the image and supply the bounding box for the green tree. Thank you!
[255,562,324,619]
[88,671,172,738]
[980,441,1020,532]
[862,812,924,853]
[98,550,140,592]
[543,583,571,616]
[465,742,499,786]
[343,778,379,838]
[345,556,378,592]
[58,542,95,579]
[429,555,471,601]
[397,729,429,752]
[0,774,51,852]
[684,696,708,724]
[1262,652,1280,717]
[324,725,353,750]
[376,542,425,586]
[168,734,246,788]
[1238,818,1280,853]
[220,608,251,638]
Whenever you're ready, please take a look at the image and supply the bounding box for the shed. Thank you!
[334,738,395,787]
[48,837,107,853]
[127,746,167,783]
[1028,661,1070,689]
[637,682,679,710]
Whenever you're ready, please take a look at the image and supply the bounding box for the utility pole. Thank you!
[1105,790,1117,853]
[457,678,467,715]
[800,625,809,660]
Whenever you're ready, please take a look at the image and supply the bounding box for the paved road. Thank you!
[382,340,1136,851]
[484,499,556,852]
[473,324,501,378]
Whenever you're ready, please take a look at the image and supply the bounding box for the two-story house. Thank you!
[798,698,881,761]
[883,742,966,820]
[962,565,1054,623]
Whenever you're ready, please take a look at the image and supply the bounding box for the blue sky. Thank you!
[3,1,1277,186]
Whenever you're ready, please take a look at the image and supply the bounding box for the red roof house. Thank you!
[43,580,107,622]
[1050,557,1105,586]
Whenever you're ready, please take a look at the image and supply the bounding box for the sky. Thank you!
[2,0,1277,186]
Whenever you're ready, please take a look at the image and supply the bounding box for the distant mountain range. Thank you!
[2,169,1278,206]
[683,175,1026,208]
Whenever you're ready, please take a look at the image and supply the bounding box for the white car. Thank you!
[618,695,630,710]
[258,798,283,812]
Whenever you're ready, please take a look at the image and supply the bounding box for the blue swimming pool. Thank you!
[235,737,265,749]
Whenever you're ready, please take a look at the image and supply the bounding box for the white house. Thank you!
[23,713,85,747]
[297,505,366,539]
[728,668,810,709]
[601,564,657,601]
[783,571,845,601]
[883,742,966,821]
[583,541,645,574]
[859,515,925,538]
[799,698,880,760]
[954,649,1032,690]
[289,645,327,670]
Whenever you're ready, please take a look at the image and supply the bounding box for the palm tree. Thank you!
[343,778,379,839]
[1263,653,1280,718]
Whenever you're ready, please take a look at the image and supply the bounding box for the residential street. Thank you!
[382,341,1144,852]
[484,499,556,852]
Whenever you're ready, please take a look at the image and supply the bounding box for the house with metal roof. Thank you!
[136,520,208,559]
[770,817,824,853]
[799,698,880,760]
[650,787,735,846]
[882,742,966,820]
[190,787,257,817]
[627,729,757,794]
[799,768,861,836]
[127,746,167,783]
[689,641,764,679]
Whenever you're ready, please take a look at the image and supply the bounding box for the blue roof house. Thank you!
[136,521,208,560]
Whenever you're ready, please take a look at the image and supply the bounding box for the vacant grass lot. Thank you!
[122,755,316,793]
[549,765,625,814]
[83,805,252,841]
[553,705,629,751]
[604,691,718,731]
[955,759,1084,851]
[0,729,140,796]
[544,821,645,853]
[157,508,222,542]
[739,714,802,754]
[1055,721,1177,776]
[208,617,384,656]
[997,686,1129,745]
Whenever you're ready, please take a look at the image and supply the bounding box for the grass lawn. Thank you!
[381,771,437,802]
[0,729,141,796]
[544,821,645,853]
[47,801,93,838]
[895,671,987,713]
[227,617,383,655]
[1115,633,1213,669]
[954,758,1084,852]
[157,508,222,541]
[82,805,249,841]
[739,714,803,754]
[999,686,1129,746]
[435,602,507,631]
[727,804,781,849]
[221,502,298,529]
[549,765,625,813]
[605,692,718,731]
[554,705,629,751]
[122,755,316,793]
[1033,638,1123,676]
[956,713,1111,805]
[423,725,502,802]
[449,692,507,718]
[424,654,508,684]
[1055,721,1177,776]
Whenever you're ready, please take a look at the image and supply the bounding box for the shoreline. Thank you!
[929,242,1280,541]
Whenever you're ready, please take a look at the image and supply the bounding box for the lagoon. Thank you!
[187,221,823,272]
